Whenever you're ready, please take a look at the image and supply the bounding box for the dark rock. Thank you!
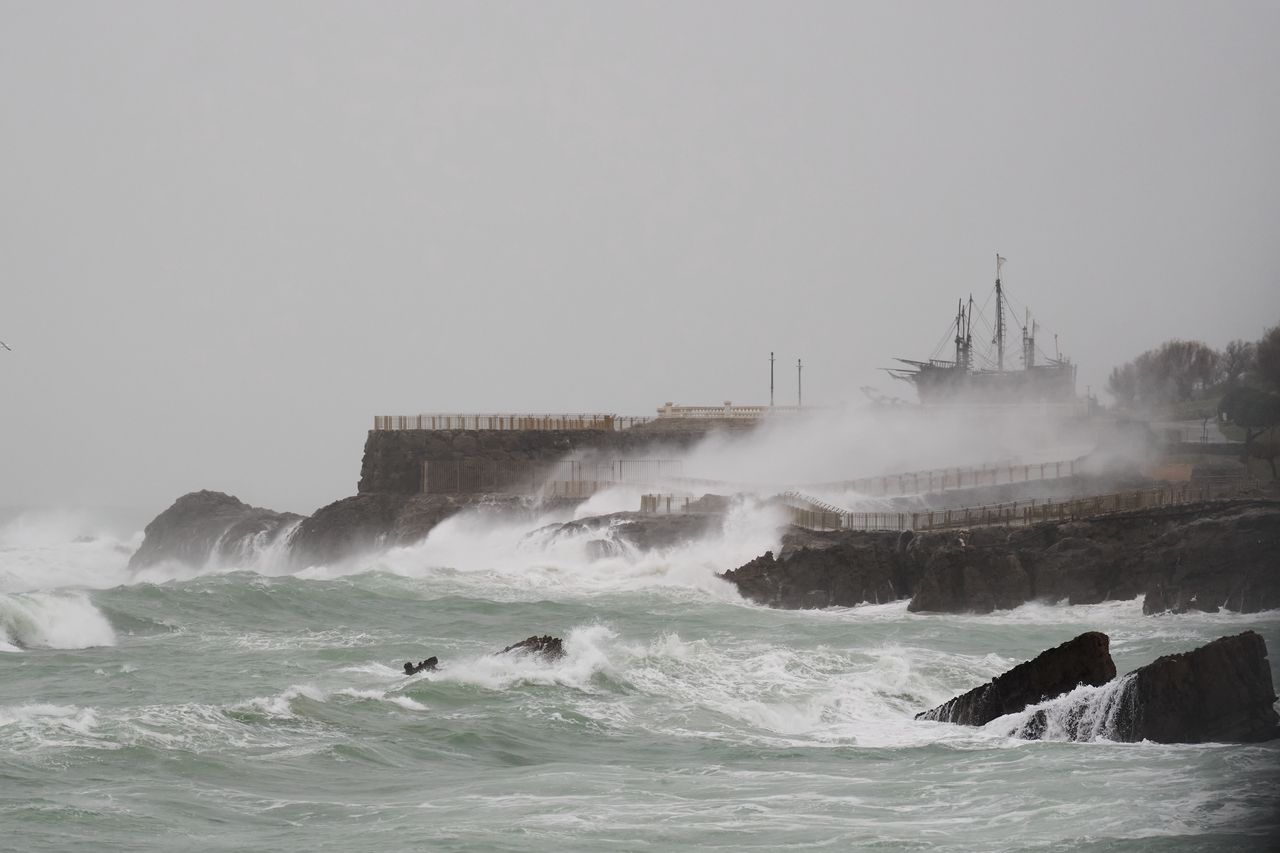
[289,493,409,567]
[916,632,1116,725]
[1115,631,1280,743]
[907,532,1031,614]
[1139,505,1280,614]
[403,656,438,675]
[722,500,1280,615]
[719,529,917,609]
[128,491,302,570]
[497,635,565,659]
[1011,631,1280,744]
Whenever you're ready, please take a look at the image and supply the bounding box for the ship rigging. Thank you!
[887,255,1077,404]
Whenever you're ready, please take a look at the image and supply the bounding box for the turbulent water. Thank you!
[2,500,1278,852]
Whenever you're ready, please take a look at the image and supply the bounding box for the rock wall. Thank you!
[356,428,709,495]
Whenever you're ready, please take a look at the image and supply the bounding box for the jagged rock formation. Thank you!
[497,635,565,659]
[128,491,302,570]
[130,490,554,570]
[1117,631,1280,742]
[720,530,919,609]
[1012,631,1280,744]
[916,632,1117,725]
[721,500,1280,615]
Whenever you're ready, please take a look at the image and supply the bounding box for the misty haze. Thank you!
[2,3,1278,851]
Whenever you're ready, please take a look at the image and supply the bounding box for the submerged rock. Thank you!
[916,632,1116,725]
[128,491,302,570]
[497,635,565,660]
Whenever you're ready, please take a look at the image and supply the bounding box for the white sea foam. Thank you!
[989,675,1139,742]
[344,494,788,601]
[0,590,117,650]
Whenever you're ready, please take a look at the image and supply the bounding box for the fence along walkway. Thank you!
[374,413,653,431]
[802,458,1083,498]
[780,480,1251,532]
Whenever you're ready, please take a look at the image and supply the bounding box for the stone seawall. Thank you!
[356,428,710,495]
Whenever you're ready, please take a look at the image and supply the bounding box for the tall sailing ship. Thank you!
[888,255,1077,404]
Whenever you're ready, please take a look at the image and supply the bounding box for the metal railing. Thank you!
[374,413,653,432]
[654,402,807,420]
[802,458,1082,497]
[783,480,1253,532]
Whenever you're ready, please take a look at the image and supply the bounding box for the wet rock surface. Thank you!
[720,530,918,609]
[722,500,1280,615]
[128,491,302,570]
[1012,631,1280,744]
[916,632,1117,725]
[1111,630,1280,743]
[497,635,565,659]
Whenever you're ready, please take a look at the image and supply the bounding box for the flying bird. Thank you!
[0,340,10,351]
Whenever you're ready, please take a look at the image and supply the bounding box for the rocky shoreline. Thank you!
[131,490,1279,619]
[720,499,1280,615]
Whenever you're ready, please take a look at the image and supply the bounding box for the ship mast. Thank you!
[995,253,1006,372]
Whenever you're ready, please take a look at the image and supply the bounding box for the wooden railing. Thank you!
[374,413,652,431]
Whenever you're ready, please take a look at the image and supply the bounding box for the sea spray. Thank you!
[994,675,1139,742]
[0,591,117,651]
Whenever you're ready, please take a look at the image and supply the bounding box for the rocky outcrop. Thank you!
[1139,504,1280,614]
[721,500,1280,615]
[497,635,565,659]
[1013,631,1280,743]
[132,491,554,570]
[527,511,723,556]
[720,529,919,609]
[128,491,302,570]
[917,632,1116,725]
[1111,631,1280,743]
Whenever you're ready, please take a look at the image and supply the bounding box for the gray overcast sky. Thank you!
[2,1,1277,514]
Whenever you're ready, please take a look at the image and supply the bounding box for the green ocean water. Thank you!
[1,505,1278,852]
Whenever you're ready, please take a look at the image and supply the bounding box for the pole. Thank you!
[797,358,803,407]
[770,352,775,407]
[995,253,1005,372]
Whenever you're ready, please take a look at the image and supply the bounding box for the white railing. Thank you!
[373,413,653,431]
[655,401,807,420]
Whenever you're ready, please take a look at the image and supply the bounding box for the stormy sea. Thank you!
[2,500,1278,852]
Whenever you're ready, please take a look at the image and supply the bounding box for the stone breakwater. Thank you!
[719,500,1280,615]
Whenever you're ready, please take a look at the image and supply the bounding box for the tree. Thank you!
[1255,325,1280,390]
[1108,339,1218,406]
[1107,363,1137,406]
[1218,339,1255,386]
[1218,385,1280,478]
